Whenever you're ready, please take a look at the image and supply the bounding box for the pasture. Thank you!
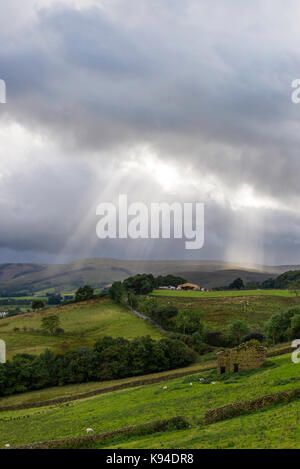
[153,289,297,298]
[0,298,163,359]
[151,293,300,330]
[102,399,300,449]
[0,354,299,448]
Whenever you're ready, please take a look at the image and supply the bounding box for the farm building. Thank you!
[177,283,200,291]
[217,340,267,375]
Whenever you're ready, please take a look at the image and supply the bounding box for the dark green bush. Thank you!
[0,336,193,397]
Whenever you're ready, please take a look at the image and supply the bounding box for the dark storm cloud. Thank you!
[1,0,300,264]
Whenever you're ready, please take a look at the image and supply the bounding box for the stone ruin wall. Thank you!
[217,341,267,374]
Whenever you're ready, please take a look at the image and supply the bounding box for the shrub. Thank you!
[228,319,250,345]
[265,309,296,344]
[75,285,94,302]
[32,300,45,310]
[205,331,230,347]
[243,332,265,343]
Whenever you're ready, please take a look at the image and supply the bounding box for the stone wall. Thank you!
[13,416,188,449]
[204,388,300,424]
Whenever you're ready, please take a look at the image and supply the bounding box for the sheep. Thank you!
[86,428,94,434]
[211,381,217,385]
[199,378,205,383]
[4,444,10,449]
[189,382,193,387]
[163,386,168,390]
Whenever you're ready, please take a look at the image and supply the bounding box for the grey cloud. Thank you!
[1,0,300,263]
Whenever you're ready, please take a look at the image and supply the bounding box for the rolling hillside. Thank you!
[152,293,300,331]
[1,354,299,449]
[0,297,163,359]
[0,258,297,294]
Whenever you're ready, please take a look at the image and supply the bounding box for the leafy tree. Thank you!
[244,281,260,290]
[127,290,138,309]
[288,280,300,297]
[160,338,192,369]
[261,277,276,289]
[146,303,179,329]
[156,305,178,321]
[109,282,126,304]
[228,319,249,345]
[290,314,300,339]
[243,332,265,343]
[60,346,97,384]
[140,279,153,295]
[0,335,194,398]
[123,274,155,295]
[192,331,206,354]
[176,310,204,335]
[32,300,45,310]
[265,310,295,344]
[75,285,94,302]
[48,294,62,305]
[205,330,229,347]
[229,277,244,290]
[41,314,61,336]
[139,297,158,316]
[155,275,187,288]
[262,270,300,290]
[39,349,58,387]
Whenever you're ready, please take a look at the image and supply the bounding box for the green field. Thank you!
[0,361,216,409]
[0,296,46,301]
[101,399,300,449]
[0,354,299,448]
[1,288,300,449]
[151,293,300,331]
[0,298,163,359]
[153,289,296,298]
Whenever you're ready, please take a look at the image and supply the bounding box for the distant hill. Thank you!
[0,258,298,294]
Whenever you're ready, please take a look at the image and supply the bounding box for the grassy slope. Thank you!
[0,361,216,408]
[1,354,300,447]
[153,289,298,298]
[152,293,300,330]
[0,342,289,409]
[0,298,163,359]
[102,400,300,449]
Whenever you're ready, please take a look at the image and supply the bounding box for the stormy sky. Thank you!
[1,0,300,265]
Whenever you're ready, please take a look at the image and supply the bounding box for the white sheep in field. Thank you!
[199,378,205,383]
[4,444,10,449]
[163,386,168,390]
[190,382,193,387]
[86,428,94,434]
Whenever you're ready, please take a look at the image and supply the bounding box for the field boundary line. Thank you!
[204,387,300,424]
[0,346,292,413]
[0,363,216,412]
[11,415,188,449]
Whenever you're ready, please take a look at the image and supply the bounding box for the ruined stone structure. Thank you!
[217,340,266,375]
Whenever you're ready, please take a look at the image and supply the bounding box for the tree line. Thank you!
[216,271,300,292]
[0,336,192,397]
